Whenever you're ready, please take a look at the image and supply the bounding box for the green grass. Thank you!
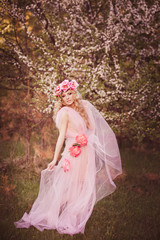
[0,147,160,240]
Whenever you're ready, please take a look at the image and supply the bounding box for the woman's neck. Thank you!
[65,103,75,109]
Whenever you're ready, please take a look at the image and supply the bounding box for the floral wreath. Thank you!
[54,79,79,97]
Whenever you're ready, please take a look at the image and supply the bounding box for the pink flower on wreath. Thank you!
[60,80,70,92]
[54,79,79,96]
[62,159,70,172]
[54,85,61,96]
[69,80,79,90]
[69,145,81,157]
[76,134,88,146]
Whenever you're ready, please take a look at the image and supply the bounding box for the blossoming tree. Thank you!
[0,0,160,160]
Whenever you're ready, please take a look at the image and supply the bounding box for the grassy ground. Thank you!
[0,147,160,240]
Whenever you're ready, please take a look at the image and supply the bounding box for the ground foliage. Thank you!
[0,147,160,240]
[0,0,160,160]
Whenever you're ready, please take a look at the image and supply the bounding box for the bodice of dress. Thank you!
[55,101,94,139]
[56,100,122,181]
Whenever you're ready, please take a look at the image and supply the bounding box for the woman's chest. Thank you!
[67,111,86,134]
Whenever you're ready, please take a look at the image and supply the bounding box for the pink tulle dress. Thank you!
[14,100,122,235]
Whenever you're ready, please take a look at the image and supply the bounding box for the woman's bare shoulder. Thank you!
[57,106,68,113]
[56,107,69,120]
[56,107,69,128]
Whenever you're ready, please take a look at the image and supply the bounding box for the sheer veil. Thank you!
[85,100,122,202]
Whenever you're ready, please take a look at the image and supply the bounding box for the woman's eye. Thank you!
[62,95,65,98]
[68,92,72,95]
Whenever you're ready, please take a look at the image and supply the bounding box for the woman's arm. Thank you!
[48,112,68,170]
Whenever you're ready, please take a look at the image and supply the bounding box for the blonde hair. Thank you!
[53,90,90,128]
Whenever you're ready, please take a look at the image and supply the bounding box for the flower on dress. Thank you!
[69,134,88,157]
[62,159,70,172]
[60,80,70,92]
[76,134,88,146]
[69,145,81,157]
[69,80,79,90]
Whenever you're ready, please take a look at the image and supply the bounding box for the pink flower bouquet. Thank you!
[54,79,79,96]
[54,85,61,96]
[69,145,81,157]
[60,80,70,92]
[62,159,70,172]
[69,134,88,157]
[76,134,88,146]
[69,80,79,90]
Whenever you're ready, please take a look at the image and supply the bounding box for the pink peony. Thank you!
[69,80,79,90]
[76,134,88,146]
[69,145,81,157]
[62,159,70,172]
[54,85,61,96]
[60,80,70,92]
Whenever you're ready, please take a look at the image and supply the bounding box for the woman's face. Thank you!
[61,90,75,106]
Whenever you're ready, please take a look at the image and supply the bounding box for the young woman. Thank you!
[14,80,122,235]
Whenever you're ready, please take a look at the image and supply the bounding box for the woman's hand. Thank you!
[48,160,57,170]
